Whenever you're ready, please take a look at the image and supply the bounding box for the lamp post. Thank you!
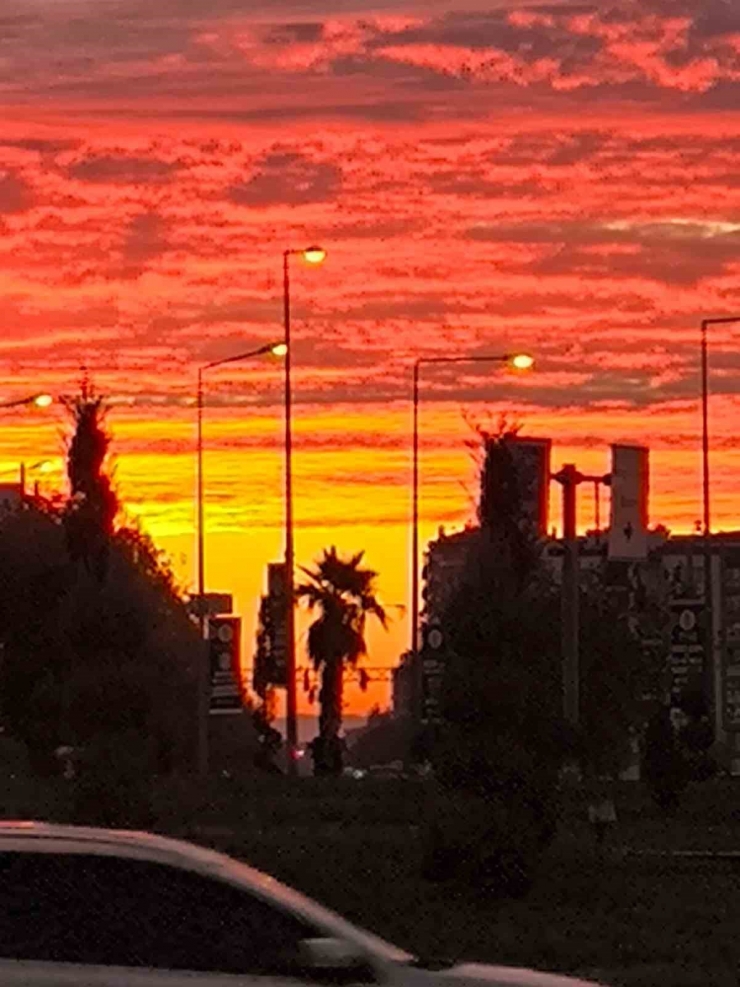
[0,393,53,410]
[410,352,534,657]
[195,341,286,777]
[700,315,740,731]
[551,465,611,728]
[283,245,326,773]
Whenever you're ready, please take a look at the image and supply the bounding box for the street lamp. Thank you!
[283,245,326,771]
[197,341,287,605]
[195,340,285,777]
[700,315,740,731]
[0,393,53,410]
[410,352,534,656]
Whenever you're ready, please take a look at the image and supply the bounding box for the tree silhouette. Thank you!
[424,422,562,896]
[63,383,118,582]
[0,386,201,792]
[576,559,667,782]
[297,547,387,775]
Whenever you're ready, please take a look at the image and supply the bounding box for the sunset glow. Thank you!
[2,0,740,714]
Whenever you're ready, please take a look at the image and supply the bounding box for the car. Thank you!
[0,822,606,986]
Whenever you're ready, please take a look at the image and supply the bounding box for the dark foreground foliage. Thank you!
[4,769,740,985]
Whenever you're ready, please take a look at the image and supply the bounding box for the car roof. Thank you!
[0,822,410,964]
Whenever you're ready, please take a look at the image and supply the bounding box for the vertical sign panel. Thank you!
[609,444,649,560]
[267,561,288,687]
[721,551,740,732]
[209,615,242,714]
[667,598,706,707]
[507,437,552,537]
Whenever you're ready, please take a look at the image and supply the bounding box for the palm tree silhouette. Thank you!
[297,547,387,775]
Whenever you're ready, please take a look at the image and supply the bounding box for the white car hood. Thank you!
[437,961,605,987]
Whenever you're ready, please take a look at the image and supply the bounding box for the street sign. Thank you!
[667,598,705,706]
[609,445,649,560]
[421,656,445,725]
[420,622,446,724]
[188,592,233,618]
[266,562,288,687]
[208,615,242,714]
[721,551,740,732]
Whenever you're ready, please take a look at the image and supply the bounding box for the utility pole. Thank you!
[552,465,612,728]
[554,465,580,727]
[283,250,298,775]
[196,369,209,778]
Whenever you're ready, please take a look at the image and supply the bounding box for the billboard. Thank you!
[208,615,242,715]
[506,436,552,537]
[608,444,649,560]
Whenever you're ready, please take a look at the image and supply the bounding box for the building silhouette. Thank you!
[394,434,740,773]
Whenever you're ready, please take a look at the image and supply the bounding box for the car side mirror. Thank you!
[299,937,366,970]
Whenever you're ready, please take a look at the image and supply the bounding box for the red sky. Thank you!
[1,0,740,714]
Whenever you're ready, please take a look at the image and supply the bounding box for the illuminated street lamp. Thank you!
[0,393,53,410]
[411,352,534,656]
[302,247,327,266]
[195,341,285,777]
[283,245,326,772]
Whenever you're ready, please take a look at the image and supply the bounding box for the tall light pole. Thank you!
[701,315,740,730]
[411,352,534,657]
[195,341,286,777]
[551,464,610,729]
[283,245,326,772]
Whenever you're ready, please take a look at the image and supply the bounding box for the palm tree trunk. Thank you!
[316,658,344,776]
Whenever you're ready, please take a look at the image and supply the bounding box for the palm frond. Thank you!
[298,546,388,692]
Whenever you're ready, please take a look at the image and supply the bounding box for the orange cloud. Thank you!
[0,0,738,712]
